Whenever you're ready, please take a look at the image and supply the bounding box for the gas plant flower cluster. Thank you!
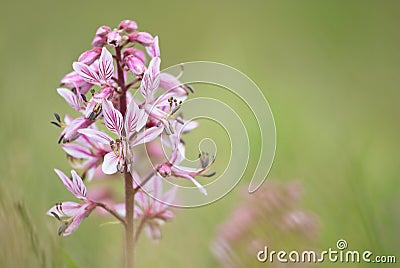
[47,19,216,255]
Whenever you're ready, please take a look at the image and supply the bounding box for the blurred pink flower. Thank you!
[211,181,319,268]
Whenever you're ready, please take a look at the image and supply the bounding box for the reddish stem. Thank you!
[115,46,135,268]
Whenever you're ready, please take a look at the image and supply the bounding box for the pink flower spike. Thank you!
[102,99,123,136]
[146,36,160,58]
[119,20,138,33]
[78,47,102,65]
[129,32,154,46]
[107,30,122,47]
[54,169,87,200]
[98,47,114,84]
[125,55,146,76]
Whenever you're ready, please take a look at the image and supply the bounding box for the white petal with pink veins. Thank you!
[102,152,119,174]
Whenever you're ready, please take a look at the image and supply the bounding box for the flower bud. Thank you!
[119,20,138,33]
[95,25,111,37]
[107,30,122,47]
[158,164,172,177]
[128,32,154,46]
[78,47,102,65]
[125,55,146,75]
[123,48,146,63]
[92,35,107,47]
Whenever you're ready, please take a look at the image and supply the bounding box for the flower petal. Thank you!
[125,99,140,135]
[78,128,113,144]
[131,125,163,146]
[57,88,80,111]
[102,152,119,174]
[47,201,82,218]
[136,108,149,132]
[175,173,207,196]
[140,57,160,101]
[145,36,160,58]
[71,170,87,199]
[98,47,114,83]
[72,62,100,85]
[54,169,79,198]
[102,99,123,136]
[62,203,96,236]
[62,143,92,159]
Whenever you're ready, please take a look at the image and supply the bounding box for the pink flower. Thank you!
[158,121,214,195]
[47,169,97,236]
[59,115,93,143]
[60,71,92,94]
[62,127,110,181]
[79,99,162,174]
[107,30,122,47]
[135,176,177,240]
[73,47,114,87]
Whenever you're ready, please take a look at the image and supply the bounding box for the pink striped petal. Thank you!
[78,128,113,144]
[57,88,80,111]
[140,57,160,100]
[62,203,96,236]
[71,170,87,199]
[73,62,100,85]
[131,125,163,146]
[136,109,149,132]
[47,201,82,218]
[54,169,87,199]
[145,36,160,58]
[125,99,140,135]
[98,47,114,84]
[102,99,123,136]
[54,169,76,197]
[62,143,92,159]
[175,173,207,196]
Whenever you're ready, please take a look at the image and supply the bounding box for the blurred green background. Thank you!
[1,0,399,267]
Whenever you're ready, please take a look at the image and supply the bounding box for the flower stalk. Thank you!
[47,19,216,268]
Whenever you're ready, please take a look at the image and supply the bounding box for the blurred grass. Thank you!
[1,0,399,267]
